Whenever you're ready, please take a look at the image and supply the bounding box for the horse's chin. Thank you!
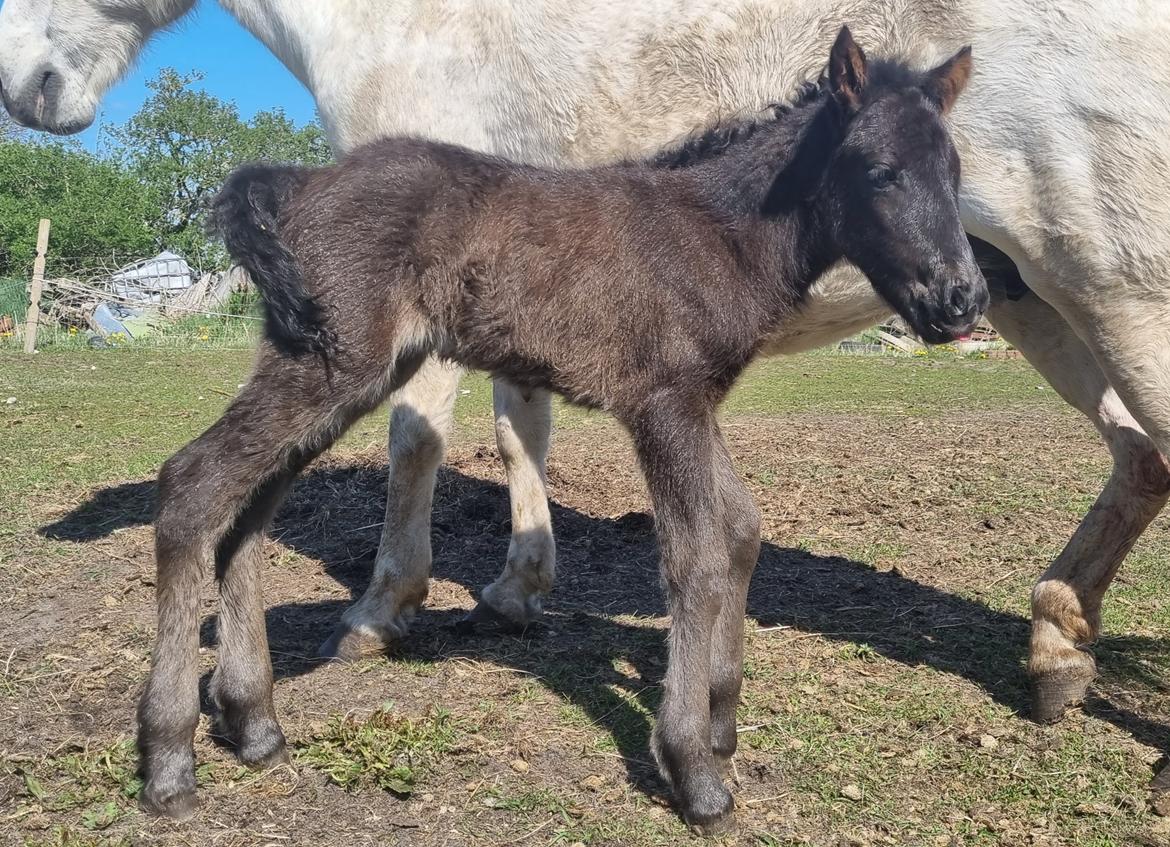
[38,113,95,136]
[9,97,97,136]
[889,303,974,346]
[911,316,978,346]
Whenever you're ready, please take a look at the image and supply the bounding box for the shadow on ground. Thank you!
[40,461,1170,795]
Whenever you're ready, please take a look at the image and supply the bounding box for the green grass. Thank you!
[295,704,458,796]
[0,347,1059,509]
[6,739,142,839]
[725,351,1062,416]
[0,276,27,321]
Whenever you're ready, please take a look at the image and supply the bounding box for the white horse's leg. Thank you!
[320,356,463,659]
[465,381,556,629]
[987,289,1170,722]
[1048,280,1170,805]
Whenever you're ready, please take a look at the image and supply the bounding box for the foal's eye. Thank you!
[866,165,900,189]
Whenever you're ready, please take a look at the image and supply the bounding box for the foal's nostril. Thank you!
[946,285,972,319]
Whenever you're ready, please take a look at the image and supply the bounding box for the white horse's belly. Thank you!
[759,265,891,356]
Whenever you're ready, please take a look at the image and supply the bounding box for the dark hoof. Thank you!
[140,783,198,820]
[683,790,736,837]
[1152,763,1170,816]
[452,601,531,637]
[237,726,289,769]
[1031,668,1095,724]
[318,624,390,661]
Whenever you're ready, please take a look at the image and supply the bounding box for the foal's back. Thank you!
[284,138,776,411]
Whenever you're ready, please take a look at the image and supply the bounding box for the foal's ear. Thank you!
[828,25,868,114]
[923,46,973,115]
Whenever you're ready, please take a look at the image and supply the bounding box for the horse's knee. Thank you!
[724,491,761,575]
[728,499,761,547]
[1109,426,1170,499]
[389,401,449,475]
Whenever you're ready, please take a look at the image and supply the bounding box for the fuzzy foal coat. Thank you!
[263,139,803,413]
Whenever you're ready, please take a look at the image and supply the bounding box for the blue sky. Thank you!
[78,2,317,153]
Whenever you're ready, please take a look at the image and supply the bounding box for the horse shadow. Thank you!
[40,461,1169,793]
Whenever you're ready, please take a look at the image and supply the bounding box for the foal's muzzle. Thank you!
[919,270,990,344]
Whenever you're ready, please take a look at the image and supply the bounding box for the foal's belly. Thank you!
[759,265,891,357]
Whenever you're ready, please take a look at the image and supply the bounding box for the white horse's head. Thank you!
[0,0,196,134]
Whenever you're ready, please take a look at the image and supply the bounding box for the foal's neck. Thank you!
[664,98,843,330]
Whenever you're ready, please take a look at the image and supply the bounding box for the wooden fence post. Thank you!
[23,218,51,354]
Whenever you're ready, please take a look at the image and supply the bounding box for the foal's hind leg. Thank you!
[211,468,305,768]
[139,350,401,816]
[707,441,761,778]
[988,289,1170,722]
[632,402,736,834]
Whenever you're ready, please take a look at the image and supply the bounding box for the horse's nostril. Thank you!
[946,286,971,318]
[37,70,60,119]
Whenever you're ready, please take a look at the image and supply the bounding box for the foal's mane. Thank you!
[651,79,825,170]
[650,59,932,171]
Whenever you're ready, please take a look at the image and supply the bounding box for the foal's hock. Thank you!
[138,27,985,832]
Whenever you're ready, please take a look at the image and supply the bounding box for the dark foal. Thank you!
[138,27,986,831]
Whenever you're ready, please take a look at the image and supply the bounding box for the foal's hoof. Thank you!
[318,624,391,662]
[683,789,736,837]
[453,601,531,637]
[236,725,289,770]
[1152,763,1170,816]
[1031,667,1095,724]
[140,783,199,820]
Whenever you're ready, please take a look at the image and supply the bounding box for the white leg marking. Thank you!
[479,380,555,625]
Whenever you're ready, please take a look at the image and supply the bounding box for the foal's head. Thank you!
[787,27,988,343]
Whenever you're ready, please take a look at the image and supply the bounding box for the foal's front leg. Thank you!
[708,450,762,777]
[634,407,736,834]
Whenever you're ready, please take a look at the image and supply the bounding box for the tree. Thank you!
[111,69,331,267]
[0,140,158,278]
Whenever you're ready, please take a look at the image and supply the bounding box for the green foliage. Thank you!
[296,705,456,796]
[0,277,27,321]
[7,739,141,839]
[111,69,331,267]
[0,69,330,280]
[0,141,157,277]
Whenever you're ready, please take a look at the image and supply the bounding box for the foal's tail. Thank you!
[211,164,335,357]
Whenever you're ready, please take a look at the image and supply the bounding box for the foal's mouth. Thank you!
[920,316,979,345]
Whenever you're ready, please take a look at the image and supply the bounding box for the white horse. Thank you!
[4,0,1167,801]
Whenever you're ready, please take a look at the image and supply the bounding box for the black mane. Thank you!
[651,80,825,170]
[651,59,936,171]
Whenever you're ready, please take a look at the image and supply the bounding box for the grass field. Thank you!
[0,349,1167,846]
